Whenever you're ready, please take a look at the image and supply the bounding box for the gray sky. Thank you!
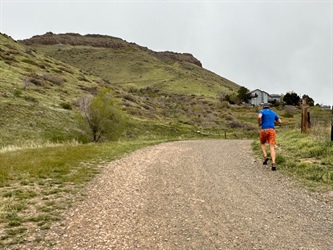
[1,0,332,105]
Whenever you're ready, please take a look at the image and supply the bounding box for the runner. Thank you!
[258,103,282,171]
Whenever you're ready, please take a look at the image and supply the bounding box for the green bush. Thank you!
[13,88,22,97]
[78,88,127,142]
[42,73,66,85]
[60,102,72,110]
[282,112,294,118]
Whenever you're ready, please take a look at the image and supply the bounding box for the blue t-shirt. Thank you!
[259,109,280,129]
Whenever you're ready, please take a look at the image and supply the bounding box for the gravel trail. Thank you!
[44,140,333,249]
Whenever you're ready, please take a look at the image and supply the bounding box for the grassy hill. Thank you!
[0,33,115,146]
[20,32,239,97]
[1,32,261,147]
[2,31,329,148]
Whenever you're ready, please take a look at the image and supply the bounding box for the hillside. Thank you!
[0,33,111,146]
[1,32,258,147]
[20,32,239,97]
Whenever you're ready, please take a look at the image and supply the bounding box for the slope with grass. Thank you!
[2,32,262,146]
[20,32,239,98]
[29,34,265,138]
[0,33,113,146]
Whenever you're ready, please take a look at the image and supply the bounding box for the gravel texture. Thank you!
[31,140,333,249]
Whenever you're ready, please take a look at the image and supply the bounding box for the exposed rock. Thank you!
[20,32,129,49]
[153,51,202,67]
[20,32,202,67]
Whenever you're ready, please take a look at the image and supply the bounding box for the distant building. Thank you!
[320,105,332,110]
[268,94,281,103]
[248,89,281,106]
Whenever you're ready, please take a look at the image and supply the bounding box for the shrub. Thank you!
[219,101,230,109]
[42,74,66,85]
[123,94,137,103]
[13,88,22,97]
[229,120,243,128]
[282,112,294,118]
[23,96,38,103]
[21,58,40,67]
[60,102,72,110]
[78,88,127,142]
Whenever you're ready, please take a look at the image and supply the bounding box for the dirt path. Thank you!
[40,140,332,249]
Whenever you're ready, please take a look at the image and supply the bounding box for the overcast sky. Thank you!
[1,0,332,105]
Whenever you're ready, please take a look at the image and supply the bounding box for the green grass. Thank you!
[1,32,256,147]
[0,138,172,247]
[252,127,333,191]
[28,36,239,98]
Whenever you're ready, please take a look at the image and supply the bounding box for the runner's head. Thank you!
[262,103,270,109]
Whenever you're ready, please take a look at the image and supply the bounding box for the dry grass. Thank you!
[0,140,166,247]
[0,140,80,153]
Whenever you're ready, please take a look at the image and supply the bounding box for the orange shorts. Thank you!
[260,129,276,145]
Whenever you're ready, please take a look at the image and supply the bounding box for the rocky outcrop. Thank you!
[153,51,202,67]
[20,32,202,67]
[20,32,129,49]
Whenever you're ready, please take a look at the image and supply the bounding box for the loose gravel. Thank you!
[19,140,333,249]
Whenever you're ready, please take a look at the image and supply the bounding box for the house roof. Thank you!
[249,89,270,96]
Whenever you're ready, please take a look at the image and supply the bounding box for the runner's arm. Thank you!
[258,113,263,127]
[275,117,282,126]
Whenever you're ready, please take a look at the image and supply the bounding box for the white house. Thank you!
[248,89,270,106]
[320,105,332,110]
[268,94,281,103]
[248,89,281,106]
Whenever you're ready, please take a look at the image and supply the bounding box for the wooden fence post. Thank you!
[331,107,333,141]
[301,100,309,133]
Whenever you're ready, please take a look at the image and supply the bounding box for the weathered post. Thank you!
[301,99,309,133]
[331,106,333,141]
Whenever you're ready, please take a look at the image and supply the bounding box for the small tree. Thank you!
[79,88,127,142]
[224,93,240,105]
[237,86,250,103]
[283,92,300,106]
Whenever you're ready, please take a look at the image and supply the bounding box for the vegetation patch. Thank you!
[252,124,333,191]
[0,139,169,247]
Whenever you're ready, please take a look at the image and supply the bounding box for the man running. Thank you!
[258,103,282,171]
